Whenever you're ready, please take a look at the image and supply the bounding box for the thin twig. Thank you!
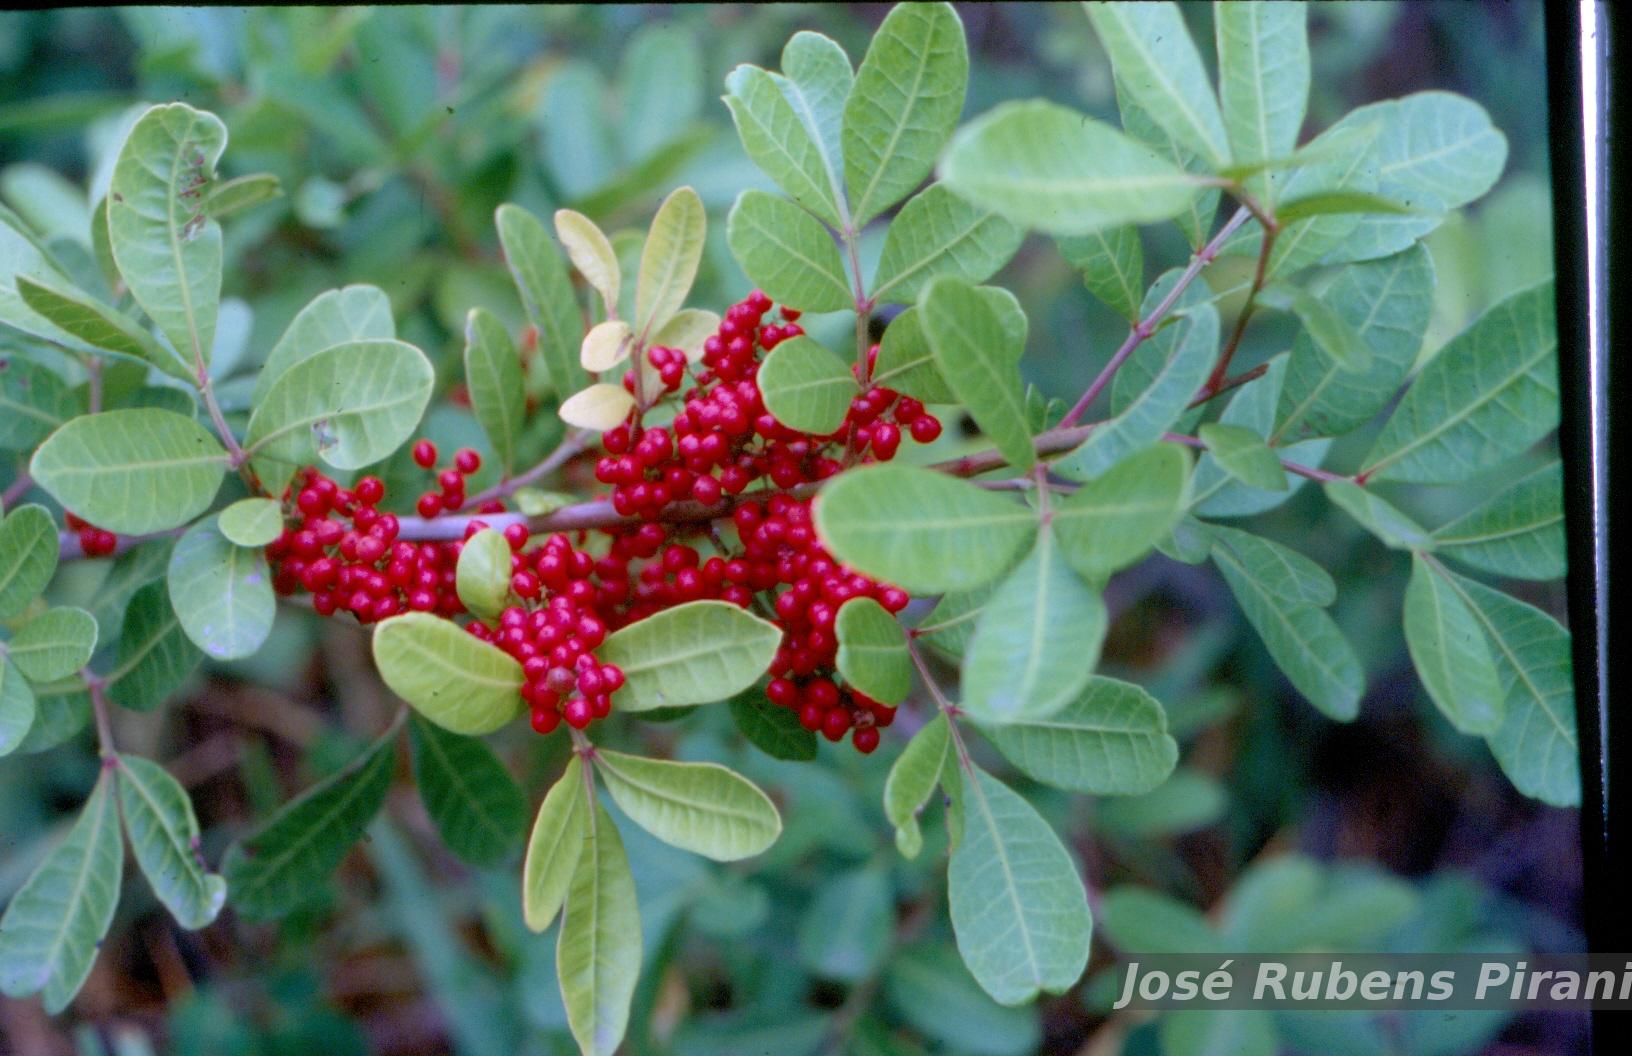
[1059,206,1253,428]
[467,430,593,506]
[1160,431,1349,484]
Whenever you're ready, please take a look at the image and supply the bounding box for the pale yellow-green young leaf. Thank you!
[555,208,621,316]
[635,186,705,340]
[580,320,635,373]
[559,383,636,432]
[455,528,513,619]
[650,308,720,363]
[593,748,782,860]
[372,612,524,735]
[557,803,641,1056]
[523,756,588,933]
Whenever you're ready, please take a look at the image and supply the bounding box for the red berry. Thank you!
[356,476,385,505]
[909,415,942,443]
[852,726,880,754]
[455,448,481,474]
[413,440,438,468]
[417,493,443,518]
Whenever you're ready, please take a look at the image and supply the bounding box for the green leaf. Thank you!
[252,284,395,405]
[982,676,1178,795]
[814,464,1035,594]
[798,864,893,982]
[106,579,201,712]
[1317,91,1508,264]
[916,583,995,659]
[106,103,227,371]
[1199,423,1286,492]
[1403,555,1504,736]
[372,612,524,735]
[1207,525,1335,607]
[939,99,1202,236]
[1053,442,1193,579]
[595,748,781,861]
[961,526,1105,723]
[757,334,858,434]
[0,503,59,620]
[1364,280,1556,483]
[217,497,282,548]
[1085,2,1231,169]
[463,307,526,474]
[1275,189,1415,222]
[15,274,192,382]
[1272,243,1435,443]
[724,64,845,229]
[220,721,397,921]
[201,171,282,220]
[1056,226,1143,323]
[843,1,969,227]
[1289,286,1372,374]
[1213,535,1362,720]
[6,606,97,682]
[1054,301,1218,480]
[1323,480,1432,550]
[921,277,1034,472]
[1215,1,1308,196]
[871,306,955,403]
[728,692,817,761]
[617,23,704,164]
[779,31,854,206]
[872,184,1024,305]
[597,600,782,712]
[1,357,81,452]
[245,338,434,474]
[0,773,122,1013]
[523,756,588,932]
[8,675,87,756]
[884,712,951,859]
[1190,355,1331,518]
[835,596,911,705]
[949,764,1092,1005]
[166,517,274,661]
[31,408,226,534]
[0,206,89,347]
[726,190,851,313]
[496,203,589,400]
[454,527,513,620]
[1447,573,1578,806]
[635,186,705,340]
[0,656,34,756]
[408,713,527,867]
[1434,462,1565,580]
[115,754,226,929]
[557,803,641,1056]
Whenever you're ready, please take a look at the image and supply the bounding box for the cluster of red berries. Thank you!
[467,529,624,733]
[411,440,483,519]
[737,494,906,753]
[594,292,943,521]
[267,442,504,622]
[266,291,930,753]
[63,512,118,557]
